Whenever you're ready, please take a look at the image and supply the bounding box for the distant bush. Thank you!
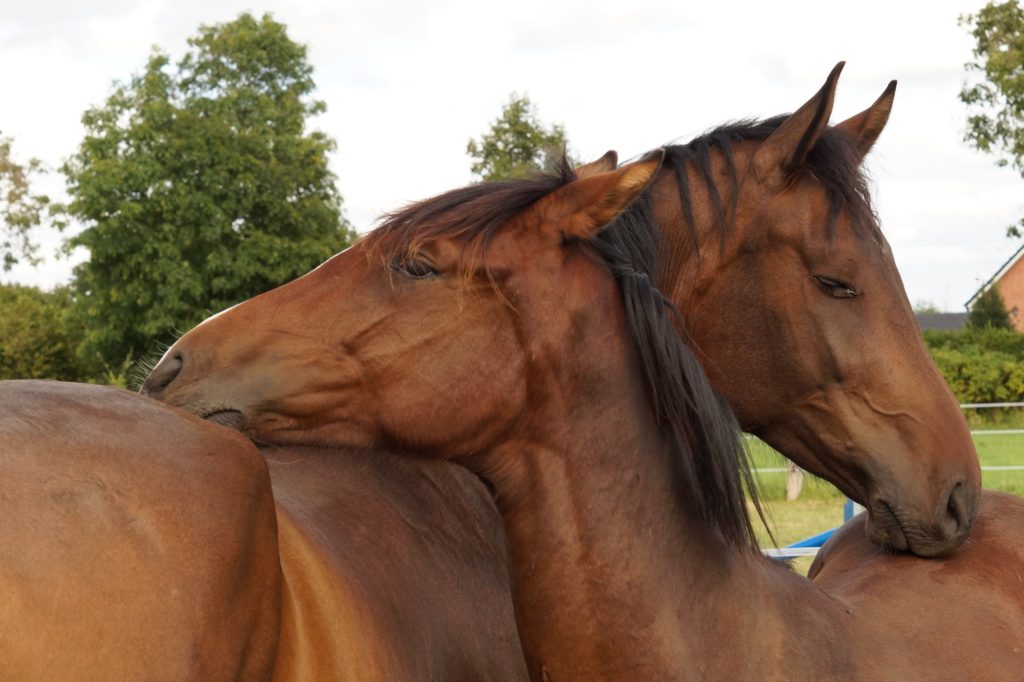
[924,328,1024,405]
[0,284,88,381]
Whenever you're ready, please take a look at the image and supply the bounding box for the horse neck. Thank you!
[478,310,752,678]
[475,292,860,678]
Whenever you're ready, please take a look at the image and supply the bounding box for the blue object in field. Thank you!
[766,498,859,559]
[785,527,836,549]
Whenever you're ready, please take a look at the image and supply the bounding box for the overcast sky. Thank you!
[2,0,1021,311]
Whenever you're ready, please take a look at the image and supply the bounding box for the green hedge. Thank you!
[924,329,1024,405]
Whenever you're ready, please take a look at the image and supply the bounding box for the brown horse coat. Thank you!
[809,491,1024,672]
[0,380,281,680]
[266,446,526,681]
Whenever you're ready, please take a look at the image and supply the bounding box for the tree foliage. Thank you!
[0,135,50,270]
[62,12,355,372]
[968,285,1014,330]
[0,285,86,381]
[467,93,572,181]
[960,1,1024,236]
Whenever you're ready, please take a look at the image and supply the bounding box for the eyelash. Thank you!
[812,275,859,299]
[390,258,439,280]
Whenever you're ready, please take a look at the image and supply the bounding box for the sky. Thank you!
[2,0,1021,311]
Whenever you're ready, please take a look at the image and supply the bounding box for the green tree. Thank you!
[62,12,355,373]
[960,1,1024,236]
[968,286,1013,329]
[0,284,86,381]
[467,93,572,181]
[0,135,51,270]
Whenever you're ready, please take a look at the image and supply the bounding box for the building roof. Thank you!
[915,312,969,331]
[965,241,1024,309]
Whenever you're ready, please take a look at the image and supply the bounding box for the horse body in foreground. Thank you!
[0,381,281,680]
[147,152,1024,678]
[810,491,1024,673]
[0,381,526,681]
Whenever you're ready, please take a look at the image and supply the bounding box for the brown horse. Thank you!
[140,154,1024,679]
[0,381,527,681]
[619,63,977,556]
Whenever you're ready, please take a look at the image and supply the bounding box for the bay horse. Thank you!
[599,63,978,556]
[0,380,527,680]
[146,64,979,558]
[140,153,1024,679]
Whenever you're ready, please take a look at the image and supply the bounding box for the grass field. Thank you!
[746,429,1024,574]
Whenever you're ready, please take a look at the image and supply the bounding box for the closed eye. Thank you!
[390,257,439,280]
[812,275,859,299]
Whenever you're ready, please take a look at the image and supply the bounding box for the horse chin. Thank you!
[864,498,964,558]
[864,499,910,553]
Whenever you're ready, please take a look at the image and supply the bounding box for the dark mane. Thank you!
[593,200,761,552]
[365,164,576,265]
[659,115,878,250]
[364,162,760,552]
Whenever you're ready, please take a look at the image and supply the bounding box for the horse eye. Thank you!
[812,275,859,299]
[391,257,439,280]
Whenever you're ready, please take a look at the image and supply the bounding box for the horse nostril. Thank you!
[141,352,184,398]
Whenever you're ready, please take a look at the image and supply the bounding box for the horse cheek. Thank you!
[376,321,526,456]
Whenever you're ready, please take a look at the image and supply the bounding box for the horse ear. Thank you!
[576,150,618,178]
[752,61,844,186]
[834,80,896,159]
[540,150,665,240]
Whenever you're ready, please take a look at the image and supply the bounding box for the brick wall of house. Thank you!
[997,256,1024,332]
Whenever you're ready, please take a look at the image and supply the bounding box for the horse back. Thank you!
[0,381,281,681]
[266,447,527,681]
[809,490,1024,676]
